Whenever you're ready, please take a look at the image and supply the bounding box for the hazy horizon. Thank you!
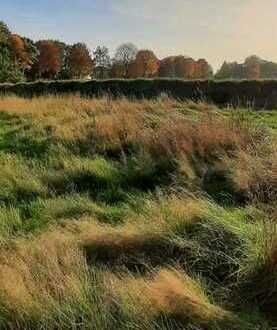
[1,0,277,70]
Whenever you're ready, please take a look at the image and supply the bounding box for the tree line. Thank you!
[215,55,277,80]
[0,21,214,83]
[1,21,277,83]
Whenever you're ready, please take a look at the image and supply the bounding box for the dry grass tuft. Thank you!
[232,148,277,203]
[146,270,227,323]
[109,269,233,328]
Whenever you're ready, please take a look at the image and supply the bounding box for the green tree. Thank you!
[0,21,10,43]
[0,21,25,82]
[23,37,39,80]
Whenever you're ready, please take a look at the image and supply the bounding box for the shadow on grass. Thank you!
[0,112,51,158]
[83,220,243,286]
[203,168,246,207]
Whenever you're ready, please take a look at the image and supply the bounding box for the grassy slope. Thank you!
[0,95,276,329]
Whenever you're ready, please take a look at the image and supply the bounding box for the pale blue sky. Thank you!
[1,0,276,70]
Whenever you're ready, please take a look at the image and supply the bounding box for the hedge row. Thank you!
[1,79,277,109]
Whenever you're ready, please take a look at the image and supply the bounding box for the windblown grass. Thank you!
[0,95,275,329]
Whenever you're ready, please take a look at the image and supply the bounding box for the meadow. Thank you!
[0,94,276,329]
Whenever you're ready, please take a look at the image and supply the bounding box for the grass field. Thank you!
[0,95,276,329]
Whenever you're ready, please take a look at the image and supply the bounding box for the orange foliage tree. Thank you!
[10,34,31,71]
[36,41,62,79]
[194,59,213,79]
[184,58,196,79]
[159,56,212,79]
[174,56,196,79]
[67,43,93,79]
[130,50,159,78]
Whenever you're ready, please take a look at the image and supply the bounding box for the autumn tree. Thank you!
[159,56,195,79]
[34,40,62,79]
[184,58,196,79]
[194,59,213,79]
[50,41,70,79]
[159,55,212,79]
[67,43,93,79]
[114,43,138,78]
[93,46,111,79]
[9,34,33,72]
[158,57,176,78]
[245,55,261,79]
[9,35,39,81]
[174,56,196,79]
[130,49,159,78]
[216,56,263,80]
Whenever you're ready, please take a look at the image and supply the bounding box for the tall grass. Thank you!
[0,95,275,329]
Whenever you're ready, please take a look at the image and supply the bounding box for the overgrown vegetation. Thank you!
[0,95,276,329]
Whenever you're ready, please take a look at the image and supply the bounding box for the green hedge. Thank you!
[0,79,277,109]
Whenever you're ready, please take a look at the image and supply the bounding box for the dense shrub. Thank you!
[1,79,277,108]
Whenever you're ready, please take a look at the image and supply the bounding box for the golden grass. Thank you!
[146,270,228,323]
[0,230,90,319]
[0,95,255,160]
[107,269,232,327]
[232,147,277,203]
[0,211,221,328]
[0,94,273,207]
[0,95,175,143]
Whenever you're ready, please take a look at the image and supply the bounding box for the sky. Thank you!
[1,0,277,70]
